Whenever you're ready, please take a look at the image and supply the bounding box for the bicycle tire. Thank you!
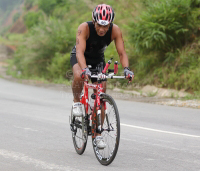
[71,106,88,155]
[92,93,120,165]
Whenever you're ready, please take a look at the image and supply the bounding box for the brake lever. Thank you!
[127,74,133,84]
[80,72,90,81]
[80,73,84,79]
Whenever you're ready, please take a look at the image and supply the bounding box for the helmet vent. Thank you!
[103,10,105,16]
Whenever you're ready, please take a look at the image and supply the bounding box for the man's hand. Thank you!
[124,67,134,82]
[81,67,91,80]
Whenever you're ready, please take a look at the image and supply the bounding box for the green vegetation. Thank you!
[14,17,74,79]
[13,12,20,23]
[23,11,41,29]
[131,0,199,53]
[24,0,35,10]
[1,0,200,96]
[182,91,200,100]
[130,0,200,92]
[0,34,24,45]
[38,0,70,16]
[147,91,158,97]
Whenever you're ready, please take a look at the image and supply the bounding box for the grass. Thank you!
[0,36,10,44]
[170,92,175,98]
[0,34,24,46]
[182,92,200,100]
[138,90,143,96]
[147,91,158,97]
[7,34,24,42]
[170,92,179,99]
[120,90,125,93]
[24,76,50,84]
[6,57,72,85]
[52,77,72,85]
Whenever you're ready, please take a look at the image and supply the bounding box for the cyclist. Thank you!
[70,4,134,148]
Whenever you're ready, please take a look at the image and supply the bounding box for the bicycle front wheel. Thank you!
[92,93,120,165]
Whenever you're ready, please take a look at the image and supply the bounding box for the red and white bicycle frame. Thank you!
[80,81,97,113]
[80,80,107,138]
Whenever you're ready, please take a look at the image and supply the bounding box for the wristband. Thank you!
[124,67,130,71]
[82,67,88,70]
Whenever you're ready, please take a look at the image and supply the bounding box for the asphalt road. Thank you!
[0,78,200,171]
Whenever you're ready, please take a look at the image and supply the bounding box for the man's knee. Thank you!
[72,64,83,81]
[73,74,82,82]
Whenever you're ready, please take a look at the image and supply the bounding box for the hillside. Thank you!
[0,0,23,29]
[1,0,200,97]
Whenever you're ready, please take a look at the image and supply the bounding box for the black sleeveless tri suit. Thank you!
[70,21,113,67]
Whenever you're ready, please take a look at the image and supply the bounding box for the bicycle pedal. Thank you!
[70,123,77,133]
[87,126,92,135]
[70,124,74,132]
[72,132,75,137]
[75,119,81,124]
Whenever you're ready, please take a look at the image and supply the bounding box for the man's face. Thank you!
[94,22,110,36]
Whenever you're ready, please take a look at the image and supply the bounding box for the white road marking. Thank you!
[0,149,78,171]
[121,123,200,138]
[121,137,182,150]
[121,138,200,156]
[14,126,38,132]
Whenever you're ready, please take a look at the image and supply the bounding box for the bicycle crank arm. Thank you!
[102,128,115,132]
[70,123,82,130]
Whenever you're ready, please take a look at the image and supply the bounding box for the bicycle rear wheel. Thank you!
[70,106,88,155]
[92,93,120,165]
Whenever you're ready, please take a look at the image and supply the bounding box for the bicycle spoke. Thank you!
[71,112,88,154]
[92,94,120,165]
[107,106,116,125]
[103,131,116,140]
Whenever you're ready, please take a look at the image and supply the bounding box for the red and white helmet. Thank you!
[92,4,115,26]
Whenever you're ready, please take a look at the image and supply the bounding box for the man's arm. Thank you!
[76,23,88,70]
[112,24,129,68]
[112,24,134,81]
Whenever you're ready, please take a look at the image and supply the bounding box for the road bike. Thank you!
[70,58,132,165]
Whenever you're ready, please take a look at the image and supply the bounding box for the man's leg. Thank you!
[94,81,106,136]
[94,81,107,148]
[72,63,84,103]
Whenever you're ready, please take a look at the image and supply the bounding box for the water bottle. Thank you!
[89,97,95,126]
[80,93,84,103]
[90,97,95,111]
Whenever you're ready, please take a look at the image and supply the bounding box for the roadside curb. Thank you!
[0,72,199,109]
